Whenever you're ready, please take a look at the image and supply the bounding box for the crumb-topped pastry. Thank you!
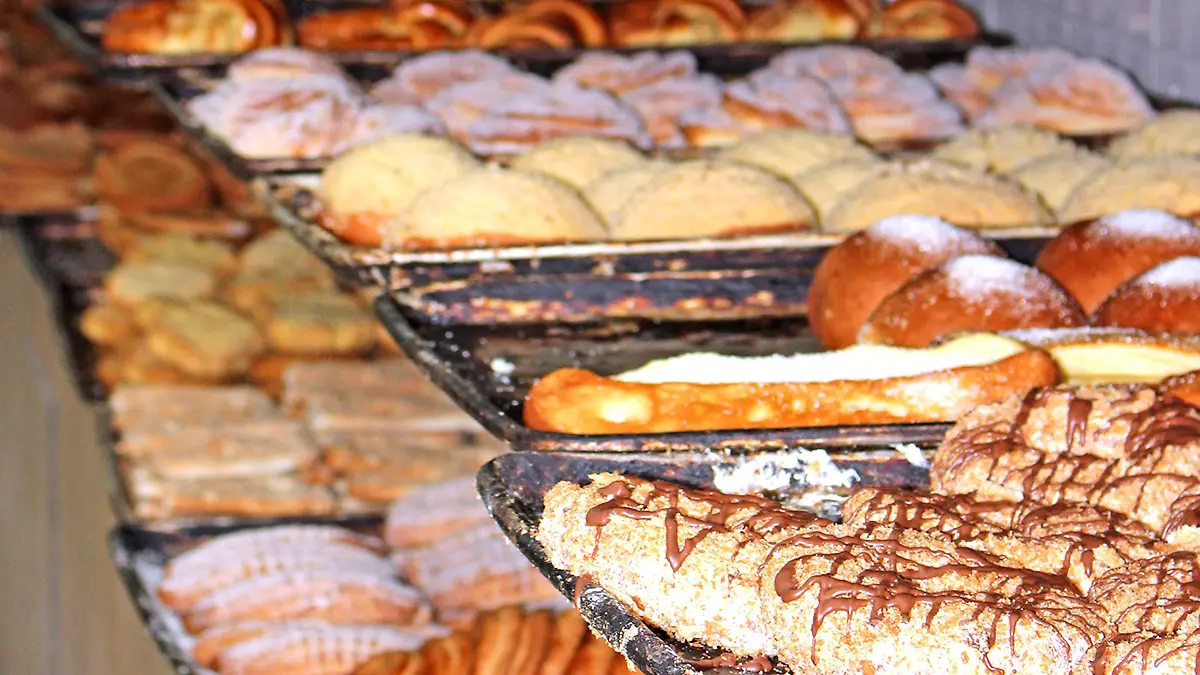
[787,157,888,226]
[931,125,1079,173]
[1108,109,1200,159]
[718,127,878,178]
[1058,156,1200,223]
[510,136,647,190]
[1006,150,1110,213]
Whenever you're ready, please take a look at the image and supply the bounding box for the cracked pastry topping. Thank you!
[538,387,1200,674]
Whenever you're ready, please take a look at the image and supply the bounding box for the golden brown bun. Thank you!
[744,0,866,42]
[1034,209,1200,313]
[524,333,1061,434]
[317,134,480,247]
[609,0,747,47]
[102,0,290,53]
[1092,256,1200,334]
[858,0,978,39]
[296,1,471,51]
[609,159,815,241]
[1058,155,1200,222]
[823,159,1054,233]
[1161,370,1200,409]
[860,254,1087,347]
[465,0,607,49]
[808,215,1003,349]
[393,167,607,249]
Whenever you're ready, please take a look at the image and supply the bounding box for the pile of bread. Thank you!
[191,44,1155,161]
[101,0,978,55]
[309,109,1200,250]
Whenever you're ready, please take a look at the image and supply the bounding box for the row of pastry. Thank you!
[308,120,1200,249]
[138,477,636,675]
[522,210,1200,436]
[535,382,1200,675]
[190,44,1154,160]
[102,0,979,55]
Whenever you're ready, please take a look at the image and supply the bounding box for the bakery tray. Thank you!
[35,0,1007,81]
[109,516,384,675]
[275,176,1056,322]
[154,31,1009,180]
[374,294,959,453]
[16,213,115,291]
[476,450,930,675]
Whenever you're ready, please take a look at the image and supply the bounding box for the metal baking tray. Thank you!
[374,294,961,452]
[109,516,384,675]
[275,174,1055,321]
[476,449,930,675]
[35,0,1006,81]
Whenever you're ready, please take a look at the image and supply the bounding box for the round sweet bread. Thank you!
[718,128,878,178]
[931,125,1079,173]
[1034,209,1200,313]
[609,160,815,241]
[823,159,1054,233]
[1058,155,1200,223]
[860,254,1087,347]
[394,167,607,248]
[788,157,888,227]
[1006,150,1110,213]
[1093,256,1200,333]
[1108,109,1200,159]
[582,160,673,226]
[510,136,646,190]
[94,139,212,214]
[808,215,1003,350]
[318,134,480,247]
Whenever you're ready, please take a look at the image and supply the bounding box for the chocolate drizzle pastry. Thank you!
[536,386,1200,675]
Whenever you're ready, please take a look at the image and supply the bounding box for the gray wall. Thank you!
[960,0,1200,100]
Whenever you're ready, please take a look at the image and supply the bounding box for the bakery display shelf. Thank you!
[16,213,116,291]
[109,515,385,675]
[273,177,1055,322]
[374,293,957,453]
[34,0,1008,81]
[0,203,99,222]
[51,283,110,405]
[476,449,929,675]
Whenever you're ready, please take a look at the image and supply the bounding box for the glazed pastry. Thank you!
[788,157,888,224]
[808,214,1002,349]
[510,136,647,190]
[225,47,342,81]
[464,83,653,155]
[199,623,444,674]
[102,0,289,53]
[857,0,979,39]
[384,475,491,549]
[1108,109,1200,159]
[764,44,902,81]
[296,1,472,51]
[976,59,1155,135]
[718,127,878,178]
[958,45,1079,95]
[93,139,211,215]
[551,51,698,95]
[317,134,479,247]
[823,159,1054,233]
[1006,150,1110,213]
[609,0,747,47]
[1034,209,1200,313]
[393,167,608,248]
[424,74,551,141]
[928,63,991,120]
[720,73,852,134]
[1093,257,1200,334]
[617,74,724,148]
[524,333,1060,433]
[1058,156,1200,222]
[368,51,519,105]
[859,254,1087,347]
[825,72,965,145]
[465,0,607,48]
[931,126,1079,173]
[608,160,815,241]
[744,0,869,42]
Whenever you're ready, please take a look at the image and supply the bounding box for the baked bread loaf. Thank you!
[608,159,815,241]
[1108,109,1200,159]
[1058,156,1200,223]
[1006,150,1110,213]
[860,254,1087,347]
[392,167,607,249]
[823,159,1054,233]
[1034,209,1200,313]
[718,127,878,178]
[525,332,1060,433]
[510,136,646,190]
[931,125,1078,173]
[317,134,479,247]
[1004,327,1200,385]
[102,0,289,53]
[809,215,1002,349]
[1092,256,1200,333]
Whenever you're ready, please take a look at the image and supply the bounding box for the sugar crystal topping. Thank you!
[869,215,970,251]
[1097,209,1196,239]
[942,254,1033,297]
[1137,256,1200,288]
